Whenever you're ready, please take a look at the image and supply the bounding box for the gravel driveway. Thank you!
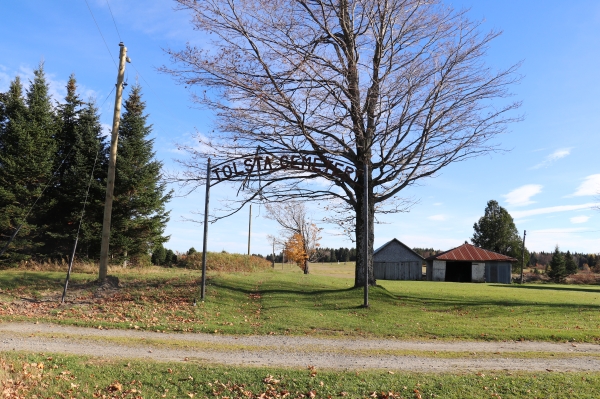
[1,322,599,372]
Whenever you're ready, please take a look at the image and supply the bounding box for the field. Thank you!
[1,262,599,342]
[2,261,600,397]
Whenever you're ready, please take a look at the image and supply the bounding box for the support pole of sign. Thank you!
[248,204,252,255]
[363,161,369,308]
[520,230,526,284]
[200,158,211,301]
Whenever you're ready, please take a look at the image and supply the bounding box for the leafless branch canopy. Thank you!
[164,0,521,233]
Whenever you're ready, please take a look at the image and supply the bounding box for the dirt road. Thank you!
[1,322,599,372]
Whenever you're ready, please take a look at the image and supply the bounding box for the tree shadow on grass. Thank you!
[490,284,600,294]
[208,280,397,311]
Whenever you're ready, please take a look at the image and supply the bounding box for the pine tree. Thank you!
[0,77,28,262]
[547,246,567,283]
[44,76,108,259]
[0,65,57,264]
[111,85,172,264]
[564,251,578,276]
[151,244,167,265]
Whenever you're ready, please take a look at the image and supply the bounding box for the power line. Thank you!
[0,146,75,257]
[105,0,122,42]
[99,85,116,109]
[84,0,118,69]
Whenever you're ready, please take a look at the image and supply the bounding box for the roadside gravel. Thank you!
[1,322,599,372]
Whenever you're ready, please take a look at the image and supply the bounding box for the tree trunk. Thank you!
[354,192,375,287]
[304,259,309,274]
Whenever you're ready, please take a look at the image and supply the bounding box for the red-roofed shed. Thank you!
[426,243,517,283]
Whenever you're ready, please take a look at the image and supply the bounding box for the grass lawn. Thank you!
[2,351,600,398]
[1,264,599,342]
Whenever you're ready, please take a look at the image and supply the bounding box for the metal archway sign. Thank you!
[199,146,369,307]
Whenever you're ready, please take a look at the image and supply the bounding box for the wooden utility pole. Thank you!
[99,42,128,281]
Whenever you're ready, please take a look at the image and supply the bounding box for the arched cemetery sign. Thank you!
[210,149,359,186]
[199,146,370,307]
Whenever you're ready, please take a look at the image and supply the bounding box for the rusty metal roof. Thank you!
[426,242,517,262]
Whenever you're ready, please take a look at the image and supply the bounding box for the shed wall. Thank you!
[374,262,421,280]
[472,262,486,282]
[485,261,512,284]
[432,260,446,281]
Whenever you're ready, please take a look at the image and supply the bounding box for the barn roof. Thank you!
[374,238,425,260]
[426,242,517,262]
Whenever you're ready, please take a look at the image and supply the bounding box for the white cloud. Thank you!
[531,148,572,169]
[511,203,599,219]
[572,174,600,197]
[433,202,443,206]
[503,184,543,207]
[428,214,447,221]
[570,216,590,224]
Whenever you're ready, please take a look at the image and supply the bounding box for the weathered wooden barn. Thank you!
[425,242,516,284]
[373,239,425,280]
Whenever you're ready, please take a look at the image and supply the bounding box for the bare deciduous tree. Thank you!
[163,0,521,287]
[265,201,321,274]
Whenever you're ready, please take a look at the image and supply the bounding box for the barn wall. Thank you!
[485,261,513,284]
[432,260,446,281]
[472,262,486,282]
[374,262,422,280]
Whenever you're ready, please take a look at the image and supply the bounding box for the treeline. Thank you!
[0,64,171,267]
[266,246,442,263]
[529,251,599,271]
[412,247,442,259]
[266,247,357,263]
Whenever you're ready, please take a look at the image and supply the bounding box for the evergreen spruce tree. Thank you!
[472,200,529,268]
[111,85,172,264]
[45,75,108,259]
[0,65,57,264]
[564,251,578,276]
[547,246,567,283]
[151,244,167,266]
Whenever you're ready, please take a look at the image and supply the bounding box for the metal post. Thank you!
[363,162,369,308]
[99,42,128,281]
[61,237,79,304]
[200,158,211,301]
[248,204,252,255]
[520,230,526,284]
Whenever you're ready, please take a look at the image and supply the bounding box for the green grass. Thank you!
[2,351,600,398]
[1,266,600,342]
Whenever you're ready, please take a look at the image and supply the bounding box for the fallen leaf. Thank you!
[108,382,122,392]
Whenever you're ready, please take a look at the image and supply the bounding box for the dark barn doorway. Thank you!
[445,261,472,282]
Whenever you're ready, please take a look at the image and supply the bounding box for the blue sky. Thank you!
[1,1,599,256]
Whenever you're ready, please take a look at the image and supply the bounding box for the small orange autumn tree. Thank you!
[266,201,321,274]
[284,233,309,272]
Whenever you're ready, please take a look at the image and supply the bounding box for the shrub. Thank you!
[568,271,599,285]
[179,251,271,272]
